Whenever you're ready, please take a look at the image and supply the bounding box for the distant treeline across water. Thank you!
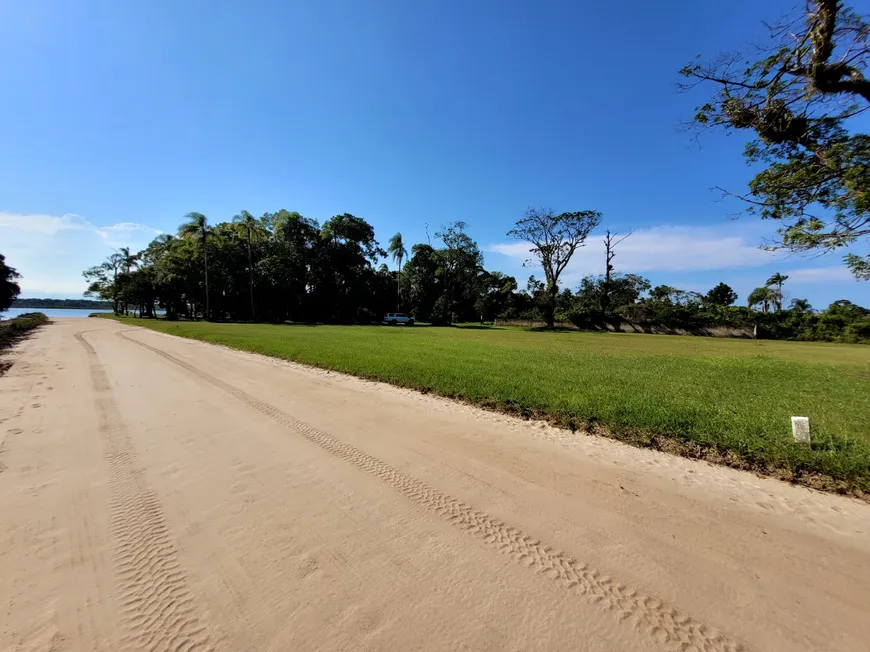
[12,298,113,310]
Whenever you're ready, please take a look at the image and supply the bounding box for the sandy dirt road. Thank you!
[1,319,869,652]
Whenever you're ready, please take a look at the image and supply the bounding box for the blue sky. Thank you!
[1,0,867,309]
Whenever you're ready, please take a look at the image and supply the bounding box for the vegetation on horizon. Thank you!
[78,3,870,341]
[507,208,601,328]
[81,210,870,343]
[104,316,870,496]
[12,298,113,310]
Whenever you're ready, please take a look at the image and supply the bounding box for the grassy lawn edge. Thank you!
[99,314,870,502]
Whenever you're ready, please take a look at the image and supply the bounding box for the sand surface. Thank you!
[1,318,869,652]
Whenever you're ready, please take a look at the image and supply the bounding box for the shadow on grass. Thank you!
[150,319,507,330]
[525,326,581,334]
[449,324,504,330]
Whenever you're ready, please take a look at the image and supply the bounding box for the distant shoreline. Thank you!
[12,298,113,310]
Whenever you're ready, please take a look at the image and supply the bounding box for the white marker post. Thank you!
[792,416,810,444]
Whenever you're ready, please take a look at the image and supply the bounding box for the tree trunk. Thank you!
[247,235,255,321]
[602,230,613,315]
[544,284,557,328]
[396,255,402,312]
[203,233,210,321]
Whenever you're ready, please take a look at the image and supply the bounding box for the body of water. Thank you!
[1,308,112,320]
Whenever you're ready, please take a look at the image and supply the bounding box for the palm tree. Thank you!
[233,210,259,320]
[790,298,813,314]
[117,246,138,274]
[765,272,789,311]
[387,232,407,311]
[748,286,773,313]
[179,212,210,320]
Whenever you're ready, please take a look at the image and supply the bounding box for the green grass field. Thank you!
[105,316,870,495]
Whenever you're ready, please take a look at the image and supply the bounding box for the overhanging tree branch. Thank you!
[681,1,869,278]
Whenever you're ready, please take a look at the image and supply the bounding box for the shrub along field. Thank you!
[0,312,49,376]
[106,316,870,496]
[1,312,48,349]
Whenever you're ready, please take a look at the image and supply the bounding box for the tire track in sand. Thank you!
[76,331,218,652]
[119,329,747,652]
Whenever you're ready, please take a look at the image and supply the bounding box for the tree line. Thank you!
[80,208,870,342]
[560,271,870,343]
[82,211,528,325]
[11,298,114,310]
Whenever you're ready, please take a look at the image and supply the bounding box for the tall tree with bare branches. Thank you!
[507,208,602,327]
[601,229,633,314]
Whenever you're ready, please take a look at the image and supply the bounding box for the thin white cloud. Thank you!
[95,222,164,247]
[488,225,781,282]
[0,213,94,236]
[785,267,856,284]
[0,212,162,298]
[0,212,160,242]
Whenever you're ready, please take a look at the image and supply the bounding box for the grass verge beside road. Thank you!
[1,312,48,348]
[0,312,49,375]
[104,316,870,497]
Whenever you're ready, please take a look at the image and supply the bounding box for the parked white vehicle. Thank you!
[384,312,415,326]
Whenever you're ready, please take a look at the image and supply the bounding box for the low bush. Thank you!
[0,312,49,349]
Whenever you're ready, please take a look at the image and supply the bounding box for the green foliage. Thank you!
[845,253,870,279]
[106,316,870,494]
[0,312,48,349]
[764,272,789,310]
[475,271,519,321]
[507,208,602,326]
[572,273,650,320]
[559,273,867,342]
[401,244,442,322]
[82,210,870,343]
[748,286,775,312]
[387,232,408,311]
[0,253,22,312]
[790,297,813,313]
[705,282,738,306]
[845,316,870,340]
[433,222,485,323]
[387,232,407,269]
[83,212,515,327]
[681,1,870,277]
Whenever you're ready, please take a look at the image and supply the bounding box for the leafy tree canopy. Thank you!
[507,207,601,327]
[0,253,22,312]
[680,1,869,278]
[705,282,738,306]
